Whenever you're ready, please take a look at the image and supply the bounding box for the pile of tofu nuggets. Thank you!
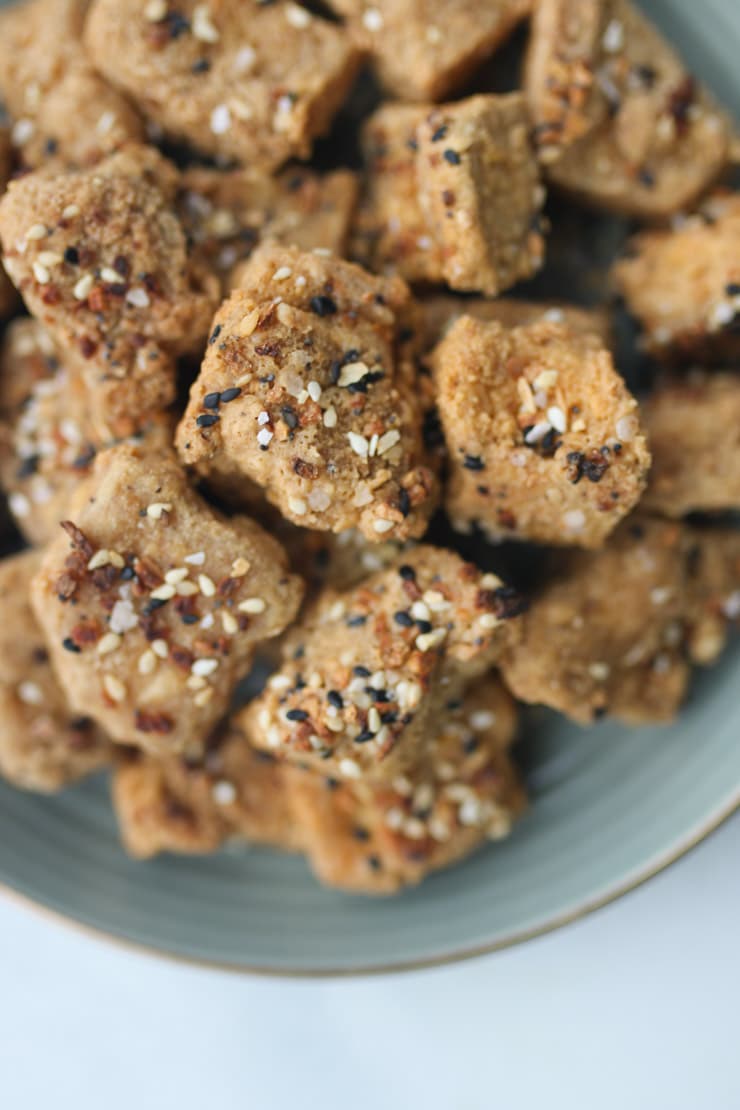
[0,0,737,893]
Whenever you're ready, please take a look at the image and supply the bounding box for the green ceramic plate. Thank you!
[0,0,738,975]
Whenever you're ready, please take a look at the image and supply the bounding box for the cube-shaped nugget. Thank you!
[525,0,731,217]
[418,294,613,352]
[328,0,529,102]
[499,517,693,725]
[113,724,300,860]
[416,94,546,295]
[641,373,740,519]
[245,545,525,782]
[179,165,358,294]
[0,549,112,792]
[177,244,438,543]
[612,194,740,364]
[684,530,740,666]
[0,0,144,171]
[0,320,173,546]
[30,445,304,756]
[286,676,525,893]
[84,0,362,171]
[432,316,650,548]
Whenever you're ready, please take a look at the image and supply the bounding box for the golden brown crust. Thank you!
[328,0,530,102]
[244,544,524,782]
[0,549,112,792]
[642,373,740,519]
[0,124,18,319]
[0,320,175,546]
[30,444,304,756]
[432,316,650,548]
[525,0,731,217]
[0,0,144,171]
[500,517,694,724]
[0,146,219,439]
[84,0,363,171]
[177,243,438,542]
[612,193,740,363]
[684,529,740,666]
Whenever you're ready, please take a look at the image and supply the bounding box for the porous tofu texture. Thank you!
[352,94,545,294]
[432,316,650,548]
[244,545,525,782]
[177,243,438,543]
[0,549,112,792]
[612,193,740,363]
[0,146,219,439]
[30,445,304,757]
[114,676,526,894]
[642,374,740,519]
[178,165,358,294]
[84,0,362,171]
[0,0,144,170]
[327,0,530,102]
[525,0,731,217]
[499,517,694,725]
[0,320,174,547]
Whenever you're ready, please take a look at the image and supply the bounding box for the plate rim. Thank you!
[1,787,738,978]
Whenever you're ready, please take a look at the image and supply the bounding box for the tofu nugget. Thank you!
[500,517,693,725]
[0,126,18,319]
[84,0,362,171]
[525,0,731,217]
[244,545,525,782]
[30,445,304,757]
[0,0,144,171]
[684,529,740,667]
[432,316,650,548]
[327,0,530,102]
[177,244,438,543]
[418,294,613,352]
[642,373,740,519]
[0,549,111,792]
[0,146,219,439]
[612,193,740,364]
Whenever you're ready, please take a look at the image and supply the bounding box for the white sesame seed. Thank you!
[615,415,636,442]
[100,267,120,283]
[415,627,447,652]
[233,45,257,73]
[165,567,189,585]
[97,632,122,656]
[87,549,113,571]
[285,2,311,27]
[429,817,451,842]
[146,501,172,520]
[402,817,426,840]
[150,584,176,601]
[524,421,552,445]
[192,4,220,41]
[37,251,62,268]
[376,429,401,455]
[588,662,611,681]
[272,266,293,281]
[481,573,502,589]
[328,600,346,620]
[651,586,673,606]
[197,574,215,597]
[231,557,250,577]
[32,262,50,284]
[256,428,273,447]
[184,551,206,565]
[602,18,624,52]
[18,681,44,706]
[339,758,361,779]
[547,405,567,433]
[11,118,34,145]
[62,204,80,219]
[192,658,219,678]
[307,380,322,402]
[458,797,484,827]
[373,518,394,533]
[210,104,232,135]
[221,610,238,635]
[26,224,47,241]
[73,274,94,300]
[337,361,369,387]
[102,674,126,703]
[138,650,157,675]
[200,613,215,630]
[212,780,236,805]
[368,433,379,458]
[176,581,199,597]
[477,613,499,630]
[323,406,337,428]
[194,687,214,707]
[362,7,383,31]
[144,0,167,19]
[347,431,369,458]
[288,496,307,516]
[410,601,430,621]
[9,492,30,517]
[469,710,495,730]
[563,509,586,532]
[533,369,559,391]
[126,287,150,308]
[368,707,381,733]
[150,639,168,659]
[238,597,266,614]
[385,806,404,830]
[96,110,116,135]
[423,589,450,612]
[187,674,207,691]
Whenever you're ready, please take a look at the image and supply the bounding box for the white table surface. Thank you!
[1,809,739,1110]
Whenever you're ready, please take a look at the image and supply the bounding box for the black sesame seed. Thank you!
[415,619,433,634]
[17,454,39,478]
[62,637,81,653]
[327,690,344,709]
[398,488,411,517]
[120,566,135,581]
[192,57,211,73]
[726,282,740,296]
[281,405,298,430]
[181,613,199,625]
[463,454,485,471]
[443,149,461,165]
[208,324,222,345]
[220,387,242,403]
[394,610,414,627]
[309,294,337,317]
[286,708,309,722]
[196,413,219,428]
[143,599,167,615]
[355,730,375,744]
[346,614,367,627]
[380,710,398,724]
[353,826,370,841]
[63,246,79,265]
[398,564,416,581]
[431,124,447,142]
[462,735,479,754]
[329,360,341,385]
[203,392,221,409]
[325,777,340,790]
[367,855,382,871]
[353,665,371,677]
